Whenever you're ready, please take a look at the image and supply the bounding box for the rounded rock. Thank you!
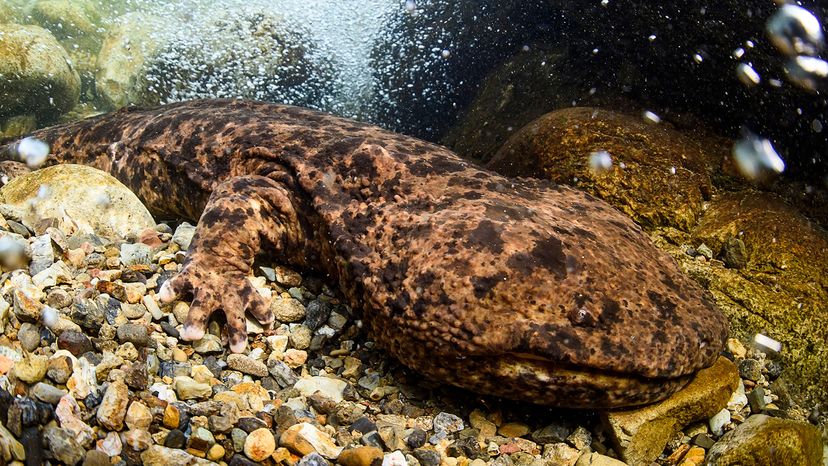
[0,24,80,117]
[244,428,276,462]
[0,165,156,238]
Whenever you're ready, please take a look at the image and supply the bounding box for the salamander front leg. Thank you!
[158,175,307,353]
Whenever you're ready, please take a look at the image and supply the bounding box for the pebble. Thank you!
[124,428,153,450]
[171,222,196,250]
[174,376,212,400]
[290,325,313,349]
[117,322,151,347]
[57,330,94,356]
[164,429,186,448]
[280,422,343,459]
[498,422,530,438]
[97,431,123,457]
[227,354,268,377]
[13,354,48,383]
[207,443,225,461]
[83,450,111,466]
[43,425,85,466]
[46,288,72,309]
[339,445,384,466]
[272,297,306,322]
[709,408,731,436]
[126,401,153,430]
[738,358,763,381]
[284,348,309,368]
[193,334,223,354]
[17,322,41,351]
[141,445,217,465]
[431,412,464,442]
[295,376,348,403]
[97,380,129,430]
[120,243,152,266]
[31,382,68,404]
[244,427,276,461]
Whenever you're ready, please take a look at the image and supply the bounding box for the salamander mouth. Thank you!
[478,353,693,408]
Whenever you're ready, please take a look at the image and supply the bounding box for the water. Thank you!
[112,0,399,118]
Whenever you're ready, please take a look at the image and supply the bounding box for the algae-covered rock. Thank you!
[706,414,823,465]
[0,24,81,118]
[0,164,155,238]
[30,0,104,52]
[488,107,728,231]
[601,357,739,466]
[679,191,828,407]
[95,13,164,109]
[0,4,18,24]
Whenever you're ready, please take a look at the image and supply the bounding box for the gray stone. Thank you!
[32,382,68,404]
[17,322,41,352]
[268,359,299,388]
[29,234,54,276]
[120,243,152,266]
[738,359,763,382]
[172,222,196,251]
[43,425,85,465]
[117,323,150,347]
[141,445,217,465]
[227,354,268,377]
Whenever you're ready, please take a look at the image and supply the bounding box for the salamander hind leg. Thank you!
[158,174,308,353]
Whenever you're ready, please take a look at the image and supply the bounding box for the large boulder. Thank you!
[0,164,156,239]
[0,24,81,119]
[706,414,823,465]
[542,0,828,183]
[95,13,164,109]
[369,0,554,141]
[681,191,828,406]
[441,45,638,164]
[95,8,334,110]
[488,107,728,231]
[29,0,104,52]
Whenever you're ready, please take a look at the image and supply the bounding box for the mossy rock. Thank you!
[678,191,828,406]
[488,107,729,231]
[0,24,81,119]
[29,0,104,52]
[706,414,823,465]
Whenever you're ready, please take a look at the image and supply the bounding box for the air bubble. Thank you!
[766,4,824,56]
[736,63,761,87]
[732,131,785,182]
[643,110,661,124]
[16,137,50,168]
[588,151,613,174]
[784,55,828,92]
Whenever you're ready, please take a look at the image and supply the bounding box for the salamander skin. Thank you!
[3,99,728,408]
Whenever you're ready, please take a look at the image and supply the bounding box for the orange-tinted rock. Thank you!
[488,107,728,231]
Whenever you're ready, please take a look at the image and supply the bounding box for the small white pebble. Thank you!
[754,333,782,353]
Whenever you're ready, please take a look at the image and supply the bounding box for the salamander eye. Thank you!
[568,306,598,327]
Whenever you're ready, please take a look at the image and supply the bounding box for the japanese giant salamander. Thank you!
[2,99,727,408]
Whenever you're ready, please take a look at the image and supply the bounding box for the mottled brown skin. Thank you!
[2,99,728,407]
